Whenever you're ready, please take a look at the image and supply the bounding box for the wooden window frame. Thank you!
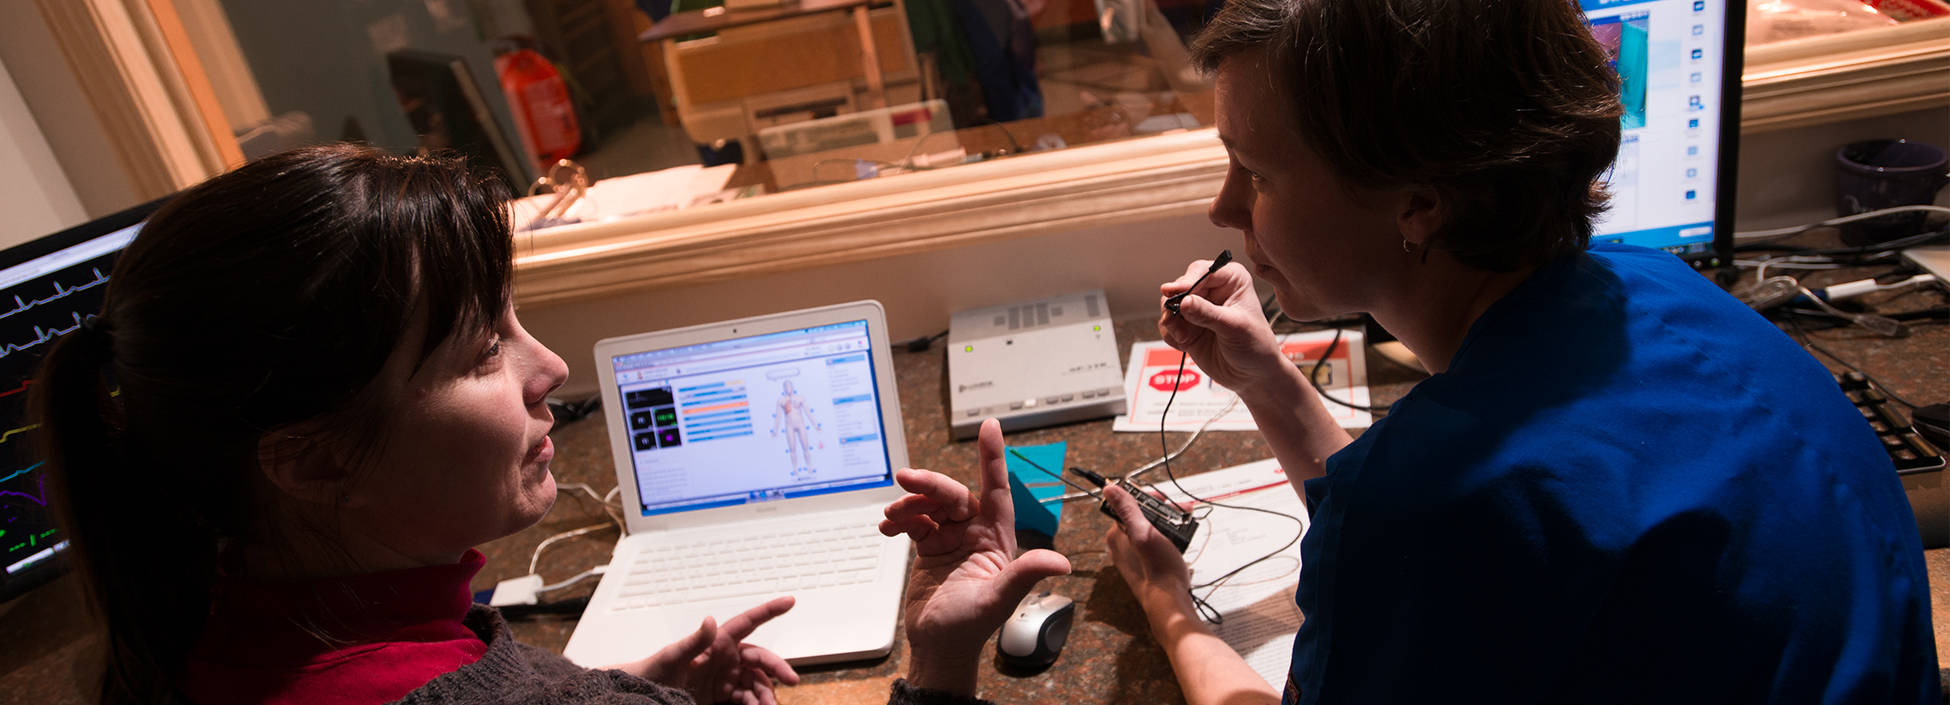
[41,3,1948,307]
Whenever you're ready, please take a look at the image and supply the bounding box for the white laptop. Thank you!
[563,301,912,667]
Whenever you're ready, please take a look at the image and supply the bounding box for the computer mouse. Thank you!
[997,589,1075,669]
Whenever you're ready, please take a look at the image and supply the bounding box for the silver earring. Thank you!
[1402,238,1417,253]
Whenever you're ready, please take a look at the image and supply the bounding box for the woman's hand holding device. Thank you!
[878,419,1073,696]
[613,596,801,705]
[1102,484,1195,615]
[1102,484,1281,705]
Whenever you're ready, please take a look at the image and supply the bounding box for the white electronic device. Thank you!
[757,100,953,160]
[565,301,911,668]
[948,290,1125,440]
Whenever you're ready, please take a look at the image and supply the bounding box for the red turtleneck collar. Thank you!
[182,549,491,705]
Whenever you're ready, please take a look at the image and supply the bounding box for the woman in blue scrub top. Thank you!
[875,0,1937,701]
[1089,0,1940,703]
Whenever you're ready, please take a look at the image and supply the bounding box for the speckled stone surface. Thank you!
[0,254,1945,705]
[472,316,1356,705]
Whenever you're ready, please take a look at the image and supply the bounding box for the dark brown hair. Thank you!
[31,144,514,704]
[1191,0,1624,271]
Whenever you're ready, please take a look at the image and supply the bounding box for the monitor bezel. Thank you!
[1703,0,1746,271]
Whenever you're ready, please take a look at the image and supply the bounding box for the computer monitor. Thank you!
[0,197,166,603]
[1582,0,1744,268]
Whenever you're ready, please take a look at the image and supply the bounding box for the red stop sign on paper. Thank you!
[1149,368,1200,392]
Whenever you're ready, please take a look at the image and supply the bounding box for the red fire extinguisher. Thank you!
[495,49,581,170]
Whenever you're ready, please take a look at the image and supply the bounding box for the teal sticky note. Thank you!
[1005,442,1067,537]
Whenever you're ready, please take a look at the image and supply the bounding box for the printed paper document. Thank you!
[1114,331,1370,432]
[1147,458,1311,690]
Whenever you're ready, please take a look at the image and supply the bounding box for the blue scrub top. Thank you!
[1286,244,1937,703]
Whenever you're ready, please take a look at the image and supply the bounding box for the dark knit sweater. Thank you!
[393,605,991,705]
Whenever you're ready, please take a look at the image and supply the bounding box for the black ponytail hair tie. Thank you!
[77,314,117,361]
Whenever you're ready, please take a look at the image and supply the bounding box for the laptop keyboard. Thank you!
[611,522,888,610]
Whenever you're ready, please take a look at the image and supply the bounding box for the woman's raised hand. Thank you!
[621,596,801,705]
[1159,258,1288,395]
[878,419,1073,696]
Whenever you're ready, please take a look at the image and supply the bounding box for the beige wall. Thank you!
[0,0,144,220]
[521,212,1238,400]
[0,55,87,248]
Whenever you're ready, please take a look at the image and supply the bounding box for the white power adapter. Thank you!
[489,574,545,607]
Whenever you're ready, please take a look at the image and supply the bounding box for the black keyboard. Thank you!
[1838,373,1947,475]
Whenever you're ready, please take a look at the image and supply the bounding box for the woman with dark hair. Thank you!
[894,0,1936,703]
[32,144,817,705]
[29,142,1131,705]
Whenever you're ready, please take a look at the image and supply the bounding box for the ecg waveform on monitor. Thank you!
[0,312,85,360]
[0,463,41,484]
[0,471,45,507]
[0,269,107,323]
[0,424,39,446]
[0,381,29,398]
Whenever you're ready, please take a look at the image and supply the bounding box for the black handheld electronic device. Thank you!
[1164,250,1233,316]
[1071,468,1198,553]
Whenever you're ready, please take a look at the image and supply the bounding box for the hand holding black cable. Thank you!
[1164,250,1233,316]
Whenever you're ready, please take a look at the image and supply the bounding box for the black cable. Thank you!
[901,329,950,353]
[495,596,590,619]
[1308,327,1392,413]
[1784,310,1922,409]
[1005,448,1102,499]
[1154,352,1305,624]
[978,117,1024,155]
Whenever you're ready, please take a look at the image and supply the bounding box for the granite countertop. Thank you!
[467,315,1358,704]
[0,252,1945,705]
[471,264,1950,705]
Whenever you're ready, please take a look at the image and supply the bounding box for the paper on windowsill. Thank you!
[509,163,739,232]
[1145,457,1310,691]
[1112,330,1371,433]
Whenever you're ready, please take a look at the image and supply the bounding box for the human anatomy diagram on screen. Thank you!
[624,339,887,512]
[769,376,827,481]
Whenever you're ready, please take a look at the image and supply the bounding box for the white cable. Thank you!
[557,482,622,509]
[1741,250,1903,281]
[557,482,627,535]
[603,486,628,536]
[1123,394,1242,485]
[528,522,616,576]
[1733,205,1950,244]
[1794,285,1909,337]
[538,565,608,593]
[1820,274,1939,302]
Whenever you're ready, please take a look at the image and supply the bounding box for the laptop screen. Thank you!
[1582,0,1738,262]
[610,319,897,516]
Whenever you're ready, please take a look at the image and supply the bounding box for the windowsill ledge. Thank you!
[514,20,1949,308]
[514,128,1227,307]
